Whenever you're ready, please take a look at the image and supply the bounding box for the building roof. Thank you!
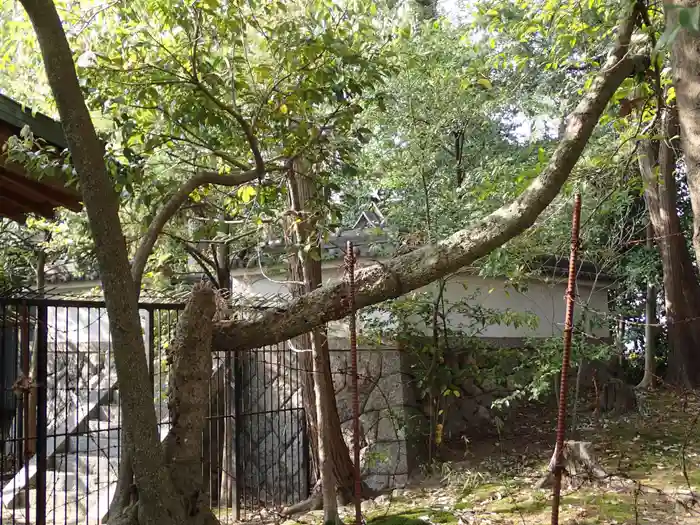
[0,94,82,222]
[225,212,615,283]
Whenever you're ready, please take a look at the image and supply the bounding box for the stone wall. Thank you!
[328,340,416,491]
[236,340,420,496]
[237,345,308,506]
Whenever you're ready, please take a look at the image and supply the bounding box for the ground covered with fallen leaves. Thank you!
[230,388,700,525]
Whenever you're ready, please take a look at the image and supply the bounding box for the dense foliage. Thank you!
[3,0,696,390]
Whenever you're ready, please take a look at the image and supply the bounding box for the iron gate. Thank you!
[0,296,310,525]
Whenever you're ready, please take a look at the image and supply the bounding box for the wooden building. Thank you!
[0,94,82,222]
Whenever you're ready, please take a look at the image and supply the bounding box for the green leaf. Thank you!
[477,77,493,90]
[237,185,257,203]
[679,7,700,32]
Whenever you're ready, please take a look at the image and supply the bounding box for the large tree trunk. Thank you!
[667,1,700,265]
[161,283,219,525]
[18,3,185,525]
[637,221,657,389]
[638,107,700,387]
[112,283,221,525]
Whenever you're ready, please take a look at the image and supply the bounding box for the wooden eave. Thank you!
[0,94,82,222]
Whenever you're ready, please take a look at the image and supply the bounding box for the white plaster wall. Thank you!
[437,276,610,339]
[48,261,611,342]
[230,262,611,340]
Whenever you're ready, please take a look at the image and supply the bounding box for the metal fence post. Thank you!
[551,193,582,525]
[345,241,362,525]
[148,308,155,387]
[233,348,242,520]
[35,303,48,525]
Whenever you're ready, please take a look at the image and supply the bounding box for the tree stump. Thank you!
[599,379,637,414]
[535,441,607,489]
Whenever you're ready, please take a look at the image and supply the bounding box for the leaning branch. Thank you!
[213,12,643,353]
[131,169,259,286]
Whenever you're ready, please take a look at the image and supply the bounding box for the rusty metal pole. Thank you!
[551,193,582,525]
[345,241,362,525]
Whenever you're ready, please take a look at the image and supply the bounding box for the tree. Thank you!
[18,1,645,523]
[17,2,188,525]
[212,9,645,354]
[666,0,700,265]
[638,107,700,387]
[638,220,657,389]
[285,161,340,522]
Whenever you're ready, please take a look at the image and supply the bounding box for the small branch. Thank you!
[131,168,259,286]
[162,231,217,269]
[162,233,220,287]
[189,6,202,82]
[189,73,265,175]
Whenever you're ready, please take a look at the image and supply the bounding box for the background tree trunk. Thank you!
[284,164,378,515]
[667,1,700,266]
[286,165,339,523]
[639,107,700,387]
[638,221,657,389]
[216,218,234,507]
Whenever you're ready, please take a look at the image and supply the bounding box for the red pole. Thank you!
[551,193,582,525]
[345,241,362,525]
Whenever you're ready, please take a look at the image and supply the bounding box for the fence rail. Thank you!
[0,297,309,525]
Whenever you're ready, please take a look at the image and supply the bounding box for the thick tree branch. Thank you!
[213,12,643,353]
[131,169,258,286]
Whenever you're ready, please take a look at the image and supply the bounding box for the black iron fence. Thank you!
[0,296,309,525]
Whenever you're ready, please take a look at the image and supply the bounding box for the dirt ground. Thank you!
[5,389,698,525]
[269,388,700,525]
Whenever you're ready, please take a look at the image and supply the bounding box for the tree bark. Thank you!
[162,282,219,525]
[112,283,221,525]
[283,164,379,515]
[213,13,643,353]
[285,166,340,523]
[666,0,700,266]
[18,2,186,524]
[638,221,657,389]
[638,107,700,387]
